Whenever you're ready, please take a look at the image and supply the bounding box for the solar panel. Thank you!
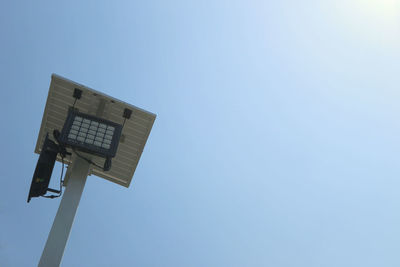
[34,74,156,187]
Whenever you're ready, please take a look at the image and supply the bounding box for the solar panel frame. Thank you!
[34,74,156,188]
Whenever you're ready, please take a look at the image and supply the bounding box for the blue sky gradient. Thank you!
[1,1,400,266]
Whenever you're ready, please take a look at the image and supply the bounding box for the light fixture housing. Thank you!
[59,109,123,158]
[28,134,58,202]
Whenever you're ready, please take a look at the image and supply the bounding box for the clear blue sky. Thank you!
[1,1,400,266]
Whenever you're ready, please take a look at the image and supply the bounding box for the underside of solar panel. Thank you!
[34,74,156,187]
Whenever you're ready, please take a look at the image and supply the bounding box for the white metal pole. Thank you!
[38,156,90,267]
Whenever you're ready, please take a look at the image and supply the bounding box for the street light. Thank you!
[28,74,156,267]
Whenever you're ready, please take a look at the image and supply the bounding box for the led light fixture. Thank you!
[59,109,123,159]
[28,134,60,202]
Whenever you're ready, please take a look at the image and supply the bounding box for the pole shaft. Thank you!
[38,157,90,267]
